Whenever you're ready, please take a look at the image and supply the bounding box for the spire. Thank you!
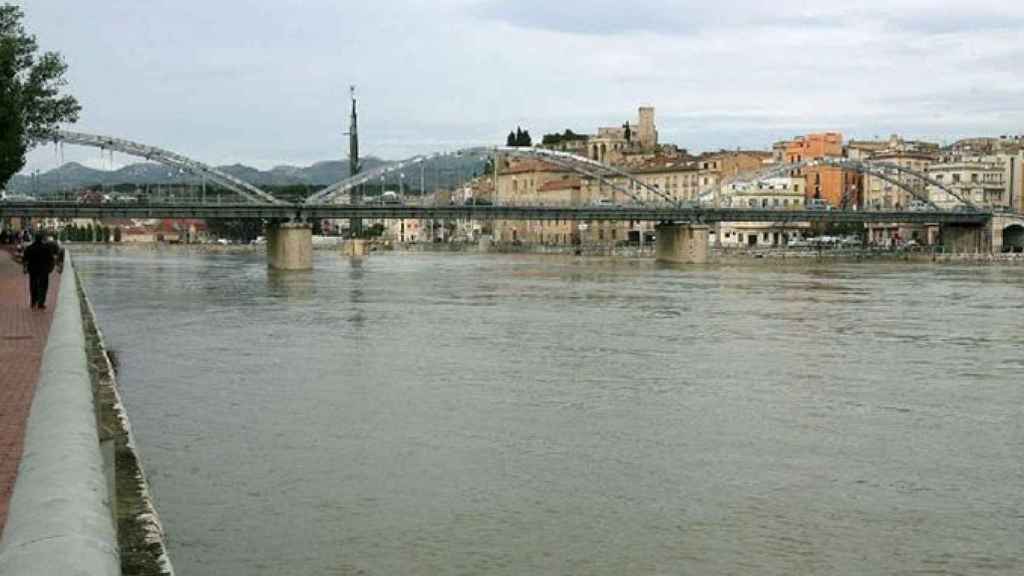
[348,85,360,176]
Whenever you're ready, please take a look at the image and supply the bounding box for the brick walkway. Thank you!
[0,248,60,535]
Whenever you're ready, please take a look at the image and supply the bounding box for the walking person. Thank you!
[22,232,60,309]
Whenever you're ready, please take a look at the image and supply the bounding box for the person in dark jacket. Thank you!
[22,233,60,309]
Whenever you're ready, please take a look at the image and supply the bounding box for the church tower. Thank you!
[637,106,657,150]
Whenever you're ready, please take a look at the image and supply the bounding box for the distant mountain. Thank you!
[6,155,484,196]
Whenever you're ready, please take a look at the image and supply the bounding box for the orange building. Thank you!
[785,132,843,163]
[785,132,862,207]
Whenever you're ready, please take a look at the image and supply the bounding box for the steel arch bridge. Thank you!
[43,130,284,205]
[696,157,975,211]
[305,146,680,207]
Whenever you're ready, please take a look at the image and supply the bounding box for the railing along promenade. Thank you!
[0,256,120,576]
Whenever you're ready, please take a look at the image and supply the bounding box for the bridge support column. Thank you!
[267,222,313,270]
[941,224,984,254]
[925,224,940,246]
[655,223,710,264]
[342,238,370,258]
[988,219,1003,254]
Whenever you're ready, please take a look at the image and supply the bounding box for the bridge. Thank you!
[4,130,1018,268]
[0,200,993,225]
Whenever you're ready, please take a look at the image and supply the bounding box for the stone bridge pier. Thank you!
[990,213,1024,253]
[942,215,1024,254]
[266,221,313,270]
[655,223,710,264]
[941,224,986,254]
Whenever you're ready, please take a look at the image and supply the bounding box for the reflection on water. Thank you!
[75,248,1024,576]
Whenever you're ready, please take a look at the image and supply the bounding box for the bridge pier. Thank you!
[941,224,985,254]
[266,222,313,270]
[341,238,370,258]
[655,223,710,264]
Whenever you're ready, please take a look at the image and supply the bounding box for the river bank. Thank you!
[77,266,175,576]
[63,240,1024,265]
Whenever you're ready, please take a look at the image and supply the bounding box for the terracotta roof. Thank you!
[699,150,773,160]
[537,177,581,192]
[628,156,698,174]
[500,159,567,175]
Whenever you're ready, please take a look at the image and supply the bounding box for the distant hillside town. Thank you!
[458,107,1023,249]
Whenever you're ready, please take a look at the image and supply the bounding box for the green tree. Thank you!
[113,226,122,242]
[0,4,80,190]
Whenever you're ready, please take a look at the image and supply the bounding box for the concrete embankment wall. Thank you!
[0,256,119,575]
[79,270,175,576]
[0,255,175,576]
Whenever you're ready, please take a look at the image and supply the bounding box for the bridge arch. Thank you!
[306,146,679,207]
[697,157,976,211]
[1003,223,1024,252]
[45,130,283,204]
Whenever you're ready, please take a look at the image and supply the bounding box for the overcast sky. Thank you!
[17,0,1024,173]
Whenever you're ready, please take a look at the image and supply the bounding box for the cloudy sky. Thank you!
[17,0,1024,172]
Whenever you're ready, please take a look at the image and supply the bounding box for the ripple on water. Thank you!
[74,250,1024,576]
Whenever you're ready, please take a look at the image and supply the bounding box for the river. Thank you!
[74,247,1024,575]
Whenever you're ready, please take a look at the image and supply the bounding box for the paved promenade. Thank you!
[0,249,60,534]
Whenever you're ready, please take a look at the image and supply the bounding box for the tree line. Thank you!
[506,127,532,147]
[58,223,122,243]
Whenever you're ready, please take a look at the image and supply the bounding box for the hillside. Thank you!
[8,155,487,198]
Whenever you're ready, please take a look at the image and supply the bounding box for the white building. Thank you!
[927,158,1008,209]
[717,177,810,247]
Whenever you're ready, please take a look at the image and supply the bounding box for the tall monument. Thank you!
[348,85,362,237]
[637,106,657,150]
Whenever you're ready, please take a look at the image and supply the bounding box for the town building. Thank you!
[540,106,660,165]
[863,150,937,209]
[493,158,575,243]
[784,132,861,208]
[861,150,937,246]
[717,177,810,247]
[1006,151,1024,212]
[927,157,1009,209]
[847,134,941,162]
[695,150,774,204]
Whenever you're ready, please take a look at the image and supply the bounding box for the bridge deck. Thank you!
[0,202,993,224]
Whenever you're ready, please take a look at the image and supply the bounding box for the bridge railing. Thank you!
[0,255,120,576]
